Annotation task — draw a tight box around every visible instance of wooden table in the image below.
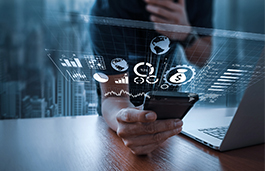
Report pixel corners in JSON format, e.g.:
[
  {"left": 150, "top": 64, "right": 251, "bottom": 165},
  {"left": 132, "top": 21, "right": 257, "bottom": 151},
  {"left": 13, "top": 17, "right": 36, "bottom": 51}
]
[{"left": 0, "top": 116, "right": 264, "bottom": 171}]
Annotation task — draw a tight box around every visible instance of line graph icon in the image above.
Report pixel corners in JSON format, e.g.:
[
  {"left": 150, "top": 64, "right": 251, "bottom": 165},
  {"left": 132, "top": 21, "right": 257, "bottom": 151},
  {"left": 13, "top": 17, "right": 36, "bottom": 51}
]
[
  {"left": 104, "top": 89, "right": 150, "bottom": 98},
  {"left": 66, "top": 70, "right": 89, "bottom": 82}
]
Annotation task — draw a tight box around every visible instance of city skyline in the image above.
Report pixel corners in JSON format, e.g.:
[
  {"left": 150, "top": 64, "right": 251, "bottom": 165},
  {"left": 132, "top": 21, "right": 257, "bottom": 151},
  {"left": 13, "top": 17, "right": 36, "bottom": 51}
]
[{"left": 0, "top": 0, "right": 97, "bottom": 119}]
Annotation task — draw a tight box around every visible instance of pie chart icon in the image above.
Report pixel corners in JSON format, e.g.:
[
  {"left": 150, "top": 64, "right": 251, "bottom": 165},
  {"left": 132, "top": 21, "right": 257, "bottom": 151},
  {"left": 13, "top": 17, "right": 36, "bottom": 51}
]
[{"left": 93, "top": 73, "right": 109, "bottom": 83}]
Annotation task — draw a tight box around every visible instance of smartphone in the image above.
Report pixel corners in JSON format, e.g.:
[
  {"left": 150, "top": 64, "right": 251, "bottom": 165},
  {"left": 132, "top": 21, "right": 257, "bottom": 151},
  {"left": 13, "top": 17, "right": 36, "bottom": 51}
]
[{"left": 143, "top": 91, "right": 199, "bottom": 120}]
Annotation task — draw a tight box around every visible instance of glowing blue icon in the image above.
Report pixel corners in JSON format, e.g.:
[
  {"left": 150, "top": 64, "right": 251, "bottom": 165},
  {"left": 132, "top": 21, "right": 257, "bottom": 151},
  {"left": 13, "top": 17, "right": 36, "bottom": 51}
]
[
  {"left": 60, "top": 58, "right": 83, "bottom": 68},
  {"left": 150, "top": 36, "right": 170, "bottom": 55}
]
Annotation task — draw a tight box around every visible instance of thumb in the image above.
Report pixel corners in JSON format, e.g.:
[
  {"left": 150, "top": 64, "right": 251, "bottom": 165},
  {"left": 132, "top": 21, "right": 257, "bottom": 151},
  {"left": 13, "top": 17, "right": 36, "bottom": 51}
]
[{"left": 116, "top": 108, "right": 157, "bottom": 123}]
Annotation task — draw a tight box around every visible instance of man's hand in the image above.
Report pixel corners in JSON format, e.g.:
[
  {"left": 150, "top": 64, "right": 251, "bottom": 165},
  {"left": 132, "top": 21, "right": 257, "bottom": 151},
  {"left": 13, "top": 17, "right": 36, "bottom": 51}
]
[
  {"left": 144, "top": 0, "right": 191, "bottom": 41},
  {"left": 116, "top": 107, "right": 183, "bottom": 155},
  {"left": 144, "top": 0, "right": 212, "bottom": 66}
]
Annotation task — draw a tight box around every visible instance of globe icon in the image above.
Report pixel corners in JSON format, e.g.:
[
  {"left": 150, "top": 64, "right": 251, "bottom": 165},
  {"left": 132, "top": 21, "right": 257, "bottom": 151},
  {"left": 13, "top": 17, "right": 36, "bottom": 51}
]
[
  {"left": 150, "top": 36, "right": 170, "bottom": 55},
  {"left": 111, "top": 58, "right": 129, "bottom": 72}
]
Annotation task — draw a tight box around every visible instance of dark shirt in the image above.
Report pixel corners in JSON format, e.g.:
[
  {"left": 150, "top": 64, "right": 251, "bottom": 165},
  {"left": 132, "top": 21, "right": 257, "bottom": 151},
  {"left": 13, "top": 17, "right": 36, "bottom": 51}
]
[{"left": 89, "top": 0, "right": 213, "bottom": 115}]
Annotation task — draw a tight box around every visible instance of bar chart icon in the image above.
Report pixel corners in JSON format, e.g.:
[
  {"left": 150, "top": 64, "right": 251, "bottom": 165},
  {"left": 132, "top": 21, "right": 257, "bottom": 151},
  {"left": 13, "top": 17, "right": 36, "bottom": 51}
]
[
  {"left": 46, "top": 49, "right": 105, "bottom": 83},
  {"left": 60, "top": 58, "right": 83, "bottom": 68},
  {"left": 115, "top": 74, "right": 129, "bottom": 84}
]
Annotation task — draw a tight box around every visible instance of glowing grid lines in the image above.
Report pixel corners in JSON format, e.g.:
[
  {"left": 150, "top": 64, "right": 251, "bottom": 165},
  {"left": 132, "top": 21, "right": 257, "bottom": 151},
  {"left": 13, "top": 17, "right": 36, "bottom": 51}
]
[
  {"left": 185, "top": 36, "right": 264, "bottom": 99},
  {"left": 45, "top": 13, "right": 265, "bottom": 104},
  {"left": 46, "top": 49, "right": 107, "bottom": 83},
  {"left": 88, "top": 17, "right": 265, "bottom": 103}
]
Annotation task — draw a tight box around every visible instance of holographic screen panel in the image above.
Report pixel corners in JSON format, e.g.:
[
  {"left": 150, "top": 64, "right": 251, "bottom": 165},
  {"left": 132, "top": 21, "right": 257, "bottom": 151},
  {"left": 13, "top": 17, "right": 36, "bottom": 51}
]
[
  {"left": 86, "top": 15, "right": 265, "bottom": 103},
  {"left": 45, "top": 14, "right": 265, "bottom": 105},
  {"left": 46, "top": 49, "right": 106, "bottom": 82}
]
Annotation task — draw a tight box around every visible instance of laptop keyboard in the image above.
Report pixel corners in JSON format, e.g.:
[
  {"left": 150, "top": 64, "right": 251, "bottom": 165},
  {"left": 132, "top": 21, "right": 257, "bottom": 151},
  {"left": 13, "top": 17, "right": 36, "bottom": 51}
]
[{"left": 198, "top": 126, "right": 229, "bottom": 140}]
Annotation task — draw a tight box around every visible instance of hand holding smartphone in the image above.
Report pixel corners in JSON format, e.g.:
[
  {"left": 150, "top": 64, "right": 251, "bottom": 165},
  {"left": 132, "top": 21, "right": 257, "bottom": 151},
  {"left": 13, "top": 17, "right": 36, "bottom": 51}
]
[{"left": 143, "top": 91, "right": 199, "bottom": 120}]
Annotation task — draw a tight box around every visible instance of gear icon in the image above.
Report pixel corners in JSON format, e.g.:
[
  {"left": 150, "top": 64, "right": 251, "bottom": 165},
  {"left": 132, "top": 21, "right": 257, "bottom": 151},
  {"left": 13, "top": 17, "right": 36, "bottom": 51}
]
[{"left": 163, "top": 65, "right": 196, "bottom": 86}]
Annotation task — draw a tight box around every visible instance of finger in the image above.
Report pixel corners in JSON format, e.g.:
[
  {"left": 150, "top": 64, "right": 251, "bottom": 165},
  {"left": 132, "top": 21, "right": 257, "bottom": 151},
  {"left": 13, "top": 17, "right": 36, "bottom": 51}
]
[
  {"left": 150, "top": 15, "right": 172, "bottom": 24},
  {"left": 153, "top": 23, "right": 182, "bottom": 40},
  {"left": 116, "top": 108, "right": 157, "bottom": 123},
  {"left": 146, "top": 5, "right": 182, "bottom": 21},
  {"left": 121, "top": 119, "right": 183, "bottom": 136},
  {"left": 146, "top": 4, "right": 173, "bottom": 18},
  {"left": 141, "top": 119, "right": 183, "bottom": 134},
  {"left": 178, "top": 0, "right": 186, "bottom": 7},
  {"left": 145, "top": 0, "right": 182, "bottom": 12},
  {"left": 126, "top": 128, "right": 182, "bottom": 155},
  {"left": 123, "top": 126, "right": 182, "bottom": 147},
  {"left": 130, "top": 142, "right": 160, "bottom": 155}
]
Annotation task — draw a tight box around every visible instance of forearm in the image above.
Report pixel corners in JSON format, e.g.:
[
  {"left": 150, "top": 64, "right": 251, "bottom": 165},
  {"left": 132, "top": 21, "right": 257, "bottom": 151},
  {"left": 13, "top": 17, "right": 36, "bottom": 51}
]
[
  {"left": 99, "top": 73, "right": 133, "bottom": 131},
  {"left": 184, "top": 36, "right": 212, "bottom": 67},
  {"left": 102, "top": 97, "right": 134, "bottom": 132}
]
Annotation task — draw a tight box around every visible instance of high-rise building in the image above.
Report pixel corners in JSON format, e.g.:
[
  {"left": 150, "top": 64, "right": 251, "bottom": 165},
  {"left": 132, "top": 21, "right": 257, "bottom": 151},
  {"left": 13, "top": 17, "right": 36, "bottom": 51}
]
[
  {"left": 30, "top": 97, "right": 46, "bottom": 118},
  {"left": 57, "top": 74, "right": 87, "bottom": 116},
  {"left": 0, "top": 81, "right": 25, "bottom": 119},
  {"left": 0, "top": 0, "right": 98, "bottom": 119},
  {"left": 0, "top": 49, "right": 7, "bottom": 119},
  {"left": 56, "top": 10, "right": 87, "bottom": 116},
  {"left": 72, "top": 82, "right": 86, "bottom": 115},
  {"left": 57, "top": 73, "right": 72, "bottom": 116},
  {"left": 22, "top": 96, "right": 32, "bottom": 118},
  {"left": 85, "top": 82, "right": 98, "bottom": 115}
]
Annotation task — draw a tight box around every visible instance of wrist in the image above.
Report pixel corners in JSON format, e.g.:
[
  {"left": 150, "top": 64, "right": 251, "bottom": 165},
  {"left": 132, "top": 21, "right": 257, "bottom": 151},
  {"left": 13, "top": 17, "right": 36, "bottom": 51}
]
[{"left": 178, "top": 29, "right": 199, "bottom": 48}]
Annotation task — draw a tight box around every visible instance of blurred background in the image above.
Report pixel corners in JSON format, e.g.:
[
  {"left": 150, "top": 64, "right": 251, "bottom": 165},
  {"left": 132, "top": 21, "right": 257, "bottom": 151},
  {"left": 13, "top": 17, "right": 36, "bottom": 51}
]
[{"left": 0, "top": 0, "right": 264, "bottom": 119}]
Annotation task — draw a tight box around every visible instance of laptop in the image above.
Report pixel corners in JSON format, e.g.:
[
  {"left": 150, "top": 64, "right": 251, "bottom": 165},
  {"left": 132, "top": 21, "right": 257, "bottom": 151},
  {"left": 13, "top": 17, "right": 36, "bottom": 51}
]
[{"left": 181, "top": 56, "right": 265, "bottom": 151}]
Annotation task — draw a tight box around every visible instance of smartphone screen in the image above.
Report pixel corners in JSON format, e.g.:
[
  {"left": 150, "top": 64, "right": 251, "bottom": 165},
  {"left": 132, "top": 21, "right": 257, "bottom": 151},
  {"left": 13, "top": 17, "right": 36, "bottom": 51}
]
[{"left": 143, "top": 91, "right": 199, "bottom": 119}]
